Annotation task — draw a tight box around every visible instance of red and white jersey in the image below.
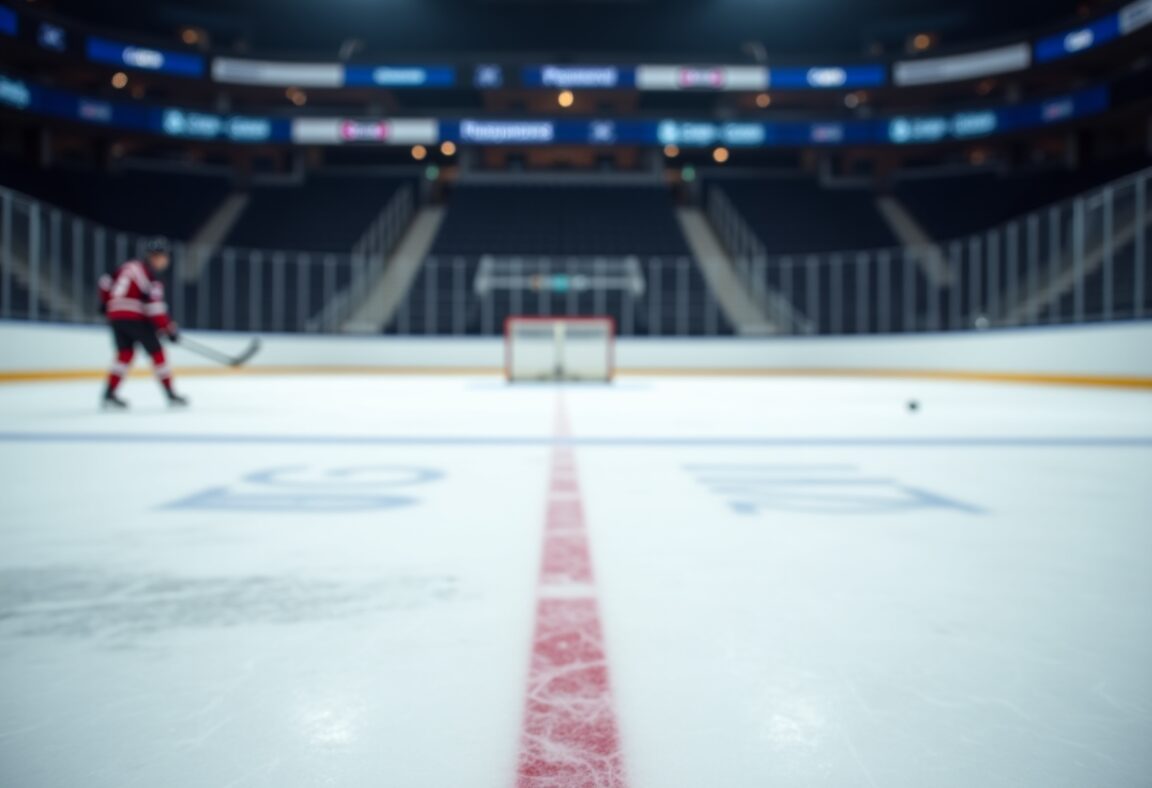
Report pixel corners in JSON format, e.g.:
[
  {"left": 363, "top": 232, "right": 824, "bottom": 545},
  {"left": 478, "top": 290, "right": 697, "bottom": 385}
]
[{"left": 99, "top": 260, "right": 171, "bottom": 331}]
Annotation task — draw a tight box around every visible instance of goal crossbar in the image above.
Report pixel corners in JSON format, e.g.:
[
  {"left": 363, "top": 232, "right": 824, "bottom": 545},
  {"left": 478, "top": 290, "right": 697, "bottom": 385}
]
[{"left": 504, "top": 316, "right": 616, "bottom": 383}]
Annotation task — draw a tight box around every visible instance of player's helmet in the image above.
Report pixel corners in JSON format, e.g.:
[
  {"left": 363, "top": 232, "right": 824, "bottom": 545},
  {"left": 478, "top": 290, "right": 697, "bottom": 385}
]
[{"left": 143, "top": 237, "right": 170, "bottom": 256}]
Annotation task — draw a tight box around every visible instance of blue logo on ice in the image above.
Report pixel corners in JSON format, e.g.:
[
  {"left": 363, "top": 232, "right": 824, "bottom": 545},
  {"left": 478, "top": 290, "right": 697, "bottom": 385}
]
[
  {"left": 686, "top": 464, "right": 983, "bottom": 516},
  {"left": 166, "top": 465, "right": 443, "bottom": 512}
]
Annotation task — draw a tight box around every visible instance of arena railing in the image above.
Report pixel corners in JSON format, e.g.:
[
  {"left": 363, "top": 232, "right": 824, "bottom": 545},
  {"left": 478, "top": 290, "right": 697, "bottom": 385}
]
[
  {"left": 0, "top": 168, "right": 1148, "bottom": 337},
  {"left": 304, "top": 183, "right": 416, "bottom": 333},
  {"left": 707, "top": 166, "right": 1151, "bottom": 334},
  {"left": 386, "top": 255, "right": 728, "bottom": 337},
  {"left": 0, "top": 183, "right": 411, "bottom": 334}
]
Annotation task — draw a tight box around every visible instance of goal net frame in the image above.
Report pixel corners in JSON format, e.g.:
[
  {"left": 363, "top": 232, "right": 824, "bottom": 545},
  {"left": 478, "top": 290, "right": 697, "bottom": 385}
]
[{"left": 504, "top": 316, "right": 616, "bottom": 383}]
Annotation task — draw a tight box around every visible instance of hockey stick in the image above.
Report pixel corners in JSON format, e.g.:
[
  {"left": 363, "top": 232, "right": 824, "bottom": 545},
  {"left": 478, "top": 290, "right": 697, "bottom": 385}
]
[{"left": 176, "top": 336, "right": 262, "bottom": 368}]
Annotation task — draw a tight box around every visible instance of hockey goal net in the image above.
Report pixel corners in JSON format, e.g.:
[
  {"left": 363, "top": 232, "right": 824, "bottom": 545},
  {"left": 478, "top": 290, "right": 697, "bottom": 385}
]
[{"left": 505, "top": 317, "right": 615, "bottom": 382}]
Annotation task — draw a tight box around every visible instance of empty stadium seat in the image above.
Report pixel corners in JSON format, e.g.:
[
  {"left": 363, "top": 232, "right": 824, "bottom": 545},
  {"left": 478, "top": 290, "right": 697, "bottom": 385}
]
[
  {"left": 709, "top": 178, "right": 897, "bottom": 254},
  {"left": 225, "top": 175, "right": 407, "bottom": 253},
  {"left": 432, "top": 184, "right": 692, "bottom": 257},
  {"left": 895, "top": 157, "right": 1151, "bottom": 241},
  {"left": 389, "top": 183, "right": 730, "bottom": 336},
  {"left": 0, "top": 160, "right": 232, "bottom": 239}
]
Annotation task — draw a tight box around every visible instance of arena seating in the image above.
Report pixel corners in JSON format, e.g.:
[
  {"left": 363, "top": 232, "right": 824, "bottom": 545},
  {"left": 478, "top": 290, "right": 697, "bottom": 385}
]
[
  {"left": 389, "top": 184, "right": 730, "bottom": 336},
  {"left": 895, "top": 156, "right": 1150, "bottom": 241},
  {"left": 1, "top": 162, "right": 234, "bottom": 322},
  {"left": 224, "top": 175, "right": 407, "bottom": 253},
  {"left": 3, "top": 160, "right": 1143, "bottom": 336},
  {"left": 709, "top": 177, "right": 898, "bottom": 254},
  {"left": 0, "top": 166, "right": 404, "bottom": 330},
  {"left": 0, "top": 160, "right": 232, "bottom": 239},
  {"left": 709, "top": 162, "right": 1149, "bottom": 334},
  {"left": 431, "top": 184, "right": 692, "bottom": 257},
  {"left": 180, "top": 175, "right": 409, "bottom": 330},
  {"left": 706, "top": 177, "right": 922, "bottom": 333},
  {"left": 898, "top": 172, "right": 1069, "bottom": 241}
]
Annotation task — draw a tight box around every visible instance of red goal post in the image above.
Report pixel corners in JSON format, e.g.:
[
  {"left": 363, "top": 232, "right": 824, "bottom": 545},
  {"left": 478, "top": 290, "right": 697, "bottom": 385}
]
[{"left": 504, "top": 316, "right": 616, "bottom": 382}]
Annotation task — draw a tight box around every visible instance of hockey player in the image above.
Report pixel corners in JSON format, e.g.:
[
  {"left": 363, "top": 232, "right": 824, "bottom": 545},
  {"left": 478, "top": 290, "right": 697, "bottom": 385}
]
[{"left": 98, "top": 238, "right": 188, "bottom": 409}]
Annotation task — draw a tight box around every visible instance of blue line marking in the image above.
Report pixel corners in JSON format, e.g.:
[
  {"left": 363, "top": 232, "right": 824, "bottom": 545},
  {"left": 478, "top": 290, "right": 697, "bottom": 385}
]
[{"left": 1, "top": 432, "right": 1151, "bottom": 448}]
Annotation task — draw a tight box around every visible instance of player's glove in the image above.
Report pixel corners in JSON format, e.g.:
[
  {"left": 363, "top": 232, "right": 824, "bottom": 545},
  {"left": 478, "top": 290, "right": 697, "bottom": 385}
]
[{"left": 166, "top": 323, "right": 181, "bottom": 343}]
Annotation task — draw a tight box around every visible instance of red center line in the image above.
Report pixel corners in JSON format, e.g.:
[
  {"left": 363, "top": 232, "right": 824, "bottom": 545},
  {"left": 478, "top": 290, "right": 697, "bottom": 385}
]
[{"left": 516, "top": 397, "right": 627, "bottom": 788}]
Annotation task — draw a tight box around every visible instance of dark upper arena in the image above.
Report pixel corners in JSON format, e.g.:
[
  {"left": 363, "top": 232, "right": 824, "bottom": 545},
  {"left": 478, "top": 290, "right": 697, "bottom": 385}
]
[{"left": 0, "top": 0, "right": 1149, "bottom": 335}]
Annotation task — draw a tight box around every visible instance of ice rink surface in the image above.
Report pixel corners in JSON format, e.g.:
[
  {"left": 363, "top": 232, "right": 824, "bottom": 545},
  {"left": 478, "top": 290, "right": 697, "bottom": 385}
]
[{"left": 1, "top": 373, "right": 1151, "bottom": 788}]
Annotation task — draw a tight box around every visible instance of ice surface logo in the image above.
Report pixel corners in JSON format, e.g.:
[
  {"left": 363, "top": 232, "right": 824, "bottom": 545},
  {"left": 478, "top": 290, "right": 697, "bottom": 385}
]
[
  {"left": 686, "top": 464, "right": 983, "bottom": 516},
  {"left": 166, "top": 465, "right": 444, "bottom": 512}
]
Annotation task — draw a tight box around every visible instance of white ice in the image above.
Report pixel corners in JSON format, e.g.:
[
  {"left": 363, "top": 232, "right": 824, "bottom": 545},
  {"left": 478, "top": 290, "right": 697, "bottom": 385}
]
[{"left": 0, "top": 374, "right": 1150, "bottom": 788}]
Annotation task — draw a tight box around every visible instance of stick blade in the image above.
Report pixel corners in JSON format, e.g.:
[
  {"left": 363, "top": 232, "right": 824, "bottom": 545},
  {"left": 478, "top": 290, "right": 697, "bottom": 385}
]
[{"left": 229, "top": 338, "right": 262, "bottom": 367}]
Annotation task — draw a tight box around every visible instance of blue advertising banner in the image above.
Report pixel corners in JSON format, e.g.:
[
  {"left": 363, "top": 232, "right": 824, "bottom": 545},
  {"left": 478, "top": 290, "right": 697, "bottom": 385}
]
[
  {"left": 886, "top": 86, "right": 1108, "bottom": 144},
  {"left": 0, "top": 70, "right": 1112, "bottom": 149},
  {"left": 87, "top": 36, "right": 206, "bottom": 77},
  {"left": 1034, "top": 14, "right": 1122, "bottom": 63},
  {"left": 0, "top": 6, "right": 17, "bottom": 37},
  {"left": 344, "top": 65, "right": 456, "bottom": 88},
  {"left": 0, "top": 72, "right": 288, "bottom": 142},
  {"left": 768, "top": 65, "right": 888, "bottom": 90},
  {"left": 521, "top": 66, "right": 636, "bottom": 89}
]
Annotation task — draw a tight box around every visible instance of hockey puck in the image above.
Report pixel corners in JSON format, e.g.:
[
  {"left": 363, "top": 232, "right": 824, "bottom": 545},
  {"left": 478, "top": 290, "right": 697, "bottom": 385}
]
[{"left": 907, "top": 399, "right": 920, "bottom": 413}]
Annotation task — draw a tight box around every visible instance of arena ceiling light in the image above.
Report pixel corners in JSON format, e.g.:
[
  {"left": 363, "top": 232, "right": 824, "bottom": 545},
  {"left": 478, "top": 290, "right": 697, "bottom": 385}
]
[
  {"left": 180, "top": 27, "right": 208, "bottom": 48},
  {"left": 910, "top": 32, "right": 937, "bottom": 52}
]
